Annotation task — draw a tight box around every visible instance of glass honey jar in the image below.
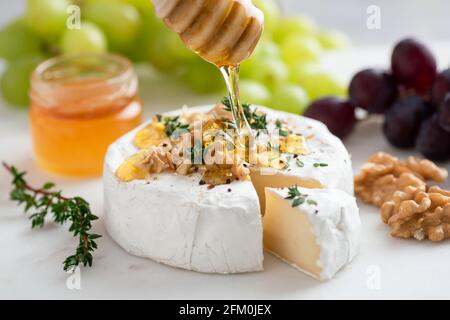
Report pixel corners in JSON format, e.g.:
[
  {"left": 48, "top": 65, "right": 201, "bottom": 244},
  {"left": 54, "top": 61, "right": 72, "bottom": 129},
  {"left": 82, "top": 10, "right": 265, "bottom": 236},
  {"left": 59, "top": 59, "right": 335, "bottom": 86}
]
[{"left": 30, "top": 53, "right": 143, "bottom": 177}]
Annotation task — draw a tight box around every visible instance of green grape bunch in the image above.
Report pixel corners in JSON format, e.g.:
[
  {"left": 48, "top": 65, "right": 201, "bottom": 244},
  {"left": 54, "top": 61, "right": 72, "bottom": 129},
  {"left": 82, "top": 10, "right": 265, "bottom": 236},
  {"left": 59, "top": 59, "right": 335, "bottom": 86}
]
[{"left": 0, "top": 0, "right": 350, "bottom": 114}]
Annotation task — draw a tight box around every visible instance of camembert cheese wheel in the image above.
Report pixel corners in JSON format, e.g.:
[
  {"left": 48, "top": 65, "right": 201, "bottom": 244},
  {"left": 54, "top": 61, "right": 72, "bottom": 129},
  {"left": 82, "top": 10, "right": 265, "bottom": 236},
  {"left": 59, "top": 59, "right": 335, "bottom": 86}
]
[{"left": 103, "top": 105, "right": 360, "bottom": 279}]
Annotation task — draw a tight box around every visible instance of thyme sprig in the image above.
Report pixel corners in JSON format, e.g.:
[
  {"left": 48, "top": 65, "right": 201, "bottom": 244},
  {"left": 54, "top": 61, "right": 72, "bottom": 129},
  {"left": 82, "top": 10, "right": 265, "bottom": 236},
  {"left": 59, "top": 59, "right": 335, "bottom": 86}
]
[
  {"left": 313, "top": 162, "right": 329, "bottom": 168},
  {"left": 221, "top": 97, "right": 268, "bottom": 130},
  {"left": 157, "top": 114, "right": 190, "bottom": 137},
  {"left": 296, "top": 159, "right": 305, "bottom": 167},
  {"left": 3, "top": 163, "right": 101, "bottom": 271},
  {"left": 285, "top": 186, "right": 317, "bottom": 207}
]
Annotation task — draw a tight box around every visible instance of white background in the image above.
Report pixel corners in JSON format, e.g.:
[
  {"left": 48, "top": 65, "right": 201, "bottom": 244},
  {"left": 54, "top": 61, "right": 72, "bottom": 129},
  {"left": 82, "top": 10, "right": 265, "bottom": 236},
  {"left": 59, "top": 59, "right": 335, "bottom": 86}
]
[{"left": 0, "top": 0, "right": 449, "bottom": 300}]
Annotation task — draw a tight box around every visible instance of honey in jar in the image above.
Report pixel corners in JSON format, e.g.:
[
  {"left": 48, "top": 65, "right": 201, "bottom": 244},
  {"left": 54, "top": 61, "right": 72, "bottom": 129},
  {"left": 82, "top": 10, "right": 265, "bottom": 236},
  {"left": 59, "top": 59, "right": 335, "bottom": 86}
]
[{"left": 30, "top": 53, "right": 143, "bottom": 177}]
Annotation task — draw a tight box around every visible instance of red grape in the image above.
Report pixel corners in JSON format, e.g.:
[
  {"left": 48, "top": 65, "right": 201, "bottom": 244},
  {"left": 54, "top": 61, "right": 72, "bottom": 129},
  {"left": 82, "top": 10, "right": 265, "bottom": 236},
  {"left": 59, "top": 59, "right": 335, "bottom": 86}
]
[
  {"left": 431, "top": 68, "right": 450, "bottom": 109},
  {"left": 304, "top": 97, "right": 356, "bottom": 139},
  {"left": 391, "top": 38, "right": 437, "bottom": 95},
  {"left": 417, "top": 114, "right": 450, "bottom": 161},
  {"left": 439, "top": 93, "right": 450, "bottom": 132},
  {"left": 349, "top": 68, "right": 397, "bottom": 114},
  {"left": 383, "top": 95, "right": 431, "bottom": 148}
]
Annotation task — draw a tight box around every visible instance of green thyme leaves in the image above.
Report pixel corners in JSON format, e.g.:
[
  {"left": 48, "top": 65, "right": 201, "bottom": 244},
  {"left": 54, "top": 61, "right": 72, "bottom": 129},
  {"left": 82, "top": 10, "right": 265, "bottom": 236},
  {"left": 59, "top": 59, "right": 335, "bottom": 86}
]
[
  {"left": 3, "top": 163, "right": 101, "bottom": 271},
  {"left": 285, "top": 186, "right": 318, "bottom": 208}
]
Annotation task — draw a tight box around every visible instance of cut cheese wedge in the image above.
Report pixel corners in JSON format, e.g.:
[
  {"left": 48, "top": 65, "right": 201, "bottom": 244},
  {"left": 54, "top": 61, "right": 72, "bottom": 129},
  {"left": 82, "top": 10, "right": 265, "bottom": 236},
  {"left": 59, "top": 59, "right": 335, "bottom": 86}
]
[
  {"left": 103, "top": 105, "right": 360, "bottom": 278},
  {"left": 264, "top": 187, "right": 361, "bottom": 280}
]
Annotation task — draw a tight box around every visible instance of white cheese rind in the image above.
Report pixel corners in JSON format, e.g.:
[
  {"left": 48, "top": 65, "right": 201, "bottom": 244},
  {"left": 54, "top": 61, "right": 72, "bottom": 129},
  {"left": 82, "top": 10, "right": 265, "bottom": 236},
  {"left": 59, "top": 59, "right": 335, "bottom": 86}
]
[
  {"left": 266, "top": 187, "right": 361, "bottom": 280},
  {"left": 259, "top": 107, "right": 354, "bottom": 195}
]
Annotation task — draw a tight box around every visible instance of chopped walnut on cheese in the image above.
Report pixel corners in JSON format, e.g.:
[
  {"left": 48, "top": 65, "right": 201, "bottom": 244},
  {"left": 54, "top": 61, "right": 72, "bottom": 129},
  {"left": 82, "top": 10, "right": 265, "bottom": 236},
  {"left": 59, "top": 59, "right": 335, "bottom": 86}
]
[
  {"left": 116, "top": 144, "right": 174, "bottom": 182},
  {"left": 116, "top": 104, "right": 314, "bottom": 186}
]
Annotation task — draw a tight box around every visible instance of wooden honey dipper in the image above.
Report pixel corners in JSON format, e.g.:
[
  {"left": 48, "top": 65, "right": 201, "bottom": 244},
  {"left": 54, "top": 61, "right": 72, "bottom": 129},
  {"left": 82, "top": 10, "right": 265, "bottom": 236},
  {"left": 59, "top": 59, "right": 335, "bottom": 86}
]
[{"left": 151, "top": 0, "right": 264, "bottom": 67}]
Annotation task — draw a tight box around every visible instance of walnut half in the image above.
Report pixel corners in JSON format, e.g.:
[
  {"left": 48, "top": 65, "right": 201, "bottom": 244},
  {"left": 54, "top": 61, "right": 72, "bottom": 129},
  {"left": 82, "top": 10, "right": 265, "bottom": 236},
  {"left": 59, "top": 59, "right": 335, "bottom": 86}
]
[
  {"left": 381, "top": 186, "right": 450, "bottom": 242},
  {"left": 354, "top": 152, "right": 448, "bottom": 207}
]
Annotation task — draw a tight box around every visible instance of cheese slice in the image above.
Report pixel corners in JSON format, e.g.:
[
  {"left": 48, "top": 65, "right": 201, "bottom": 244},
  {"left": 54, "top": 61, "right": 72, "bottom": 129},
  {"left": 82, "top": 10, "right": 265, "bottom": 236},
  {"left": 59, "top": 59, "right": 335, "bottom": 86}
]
[
  {"left": 103, "top": 105, "right": 359, "bottom": 277},
  {"left": 264, "top": 187, "right": 361, "bottom": 280}
]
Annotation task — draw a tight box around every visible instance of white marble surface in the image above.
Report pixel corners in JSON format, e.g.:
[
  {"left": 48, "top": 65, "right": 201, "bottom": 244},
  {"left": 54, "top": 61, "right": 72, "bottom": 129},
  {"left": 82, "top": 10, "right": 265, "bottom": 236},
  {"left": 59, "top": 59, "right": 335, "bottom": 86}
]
[{"left": 0, "top": 45, "right": 450, "bottom": 300}]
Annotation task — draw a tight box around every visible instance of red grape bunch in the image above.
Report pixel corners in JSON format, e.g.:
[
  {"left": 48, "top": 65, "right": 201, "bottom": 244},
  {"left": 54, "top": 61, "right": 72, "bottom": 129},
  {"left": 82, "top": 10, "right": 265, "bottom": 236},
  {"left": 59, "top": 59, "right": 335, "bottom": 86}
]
[{"left": 304, "top": 38, "right": 450, "bottom": 162}]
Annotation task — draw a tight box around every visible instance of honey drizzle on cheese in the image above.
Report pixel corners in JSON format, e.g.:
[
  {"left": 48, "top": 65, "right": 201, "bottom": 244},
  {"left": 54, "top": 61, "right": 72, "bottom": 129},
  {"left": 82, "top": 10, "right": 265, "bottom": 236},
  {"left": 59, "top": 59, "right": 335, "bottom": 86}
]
[{"left": 117, "top": 111, "right": 311, "bottom": 185}]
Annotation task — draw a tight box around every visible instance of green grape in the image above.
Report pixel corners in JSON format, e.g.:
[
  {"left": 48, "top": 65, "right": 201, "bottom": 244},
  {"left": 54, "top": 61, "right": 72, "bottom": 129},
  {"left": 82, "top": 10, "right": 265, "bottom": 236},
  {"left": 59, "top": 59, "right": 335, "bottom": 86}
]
[
  {"left": 316, "top": 30, "right": 350, "bottom": 50},
  {"left": 26, "top": 0, "right": 70, "bottom": 40},
  {"left": 281, "top": 35, "right": 322, "bottom": 66},
  {"left": 125, "top": 4, "right": 159, "bottom": 62},
  {"left": 249, "top": 58, "right": 288, "bottom": 89},
  {"left": 240, "top": 41, "right": 281, "bottom": 78},
  {"left": 271, "top": 84, "right": 310, "bottom": 114},
  {"left": 181, "top": 59, "right": 223, "bottom": 94},
  {"left": 146, "top": 23, "right": 187, "bottom": 71},
  {"left": 290, "top": 63, "right": 347, "bottom": 99},
  {"left": 125, "top": 0, "right": 154, "bottom": 14},
  {"left": 147, "top": 29, "right": 177, "bottom": 71},
  {"left": 273, "top": 16, "right": 317, "bottom": 44},
  {"left": 1, "top": 54, "right": 44, "bottom": 107},
  {"left": 60, "top": 22, "right": 107, "bottom": 54},
  {"left": 252, "top": 41, "right": 281, "bottom": 60},
  {"left": 0, "top": 18, "right": 42, "bottom": 62},
  {"left": 300, "top": 71, "right": 347, "bottom": 100},
  {"left": 126, "top": 25, "right": 153, "bottom": 62},
  {"left": 165, "top": 30, "right": 195, "bottom": 63},
  {"left": 239, "top": 80, "right": 271, "bottom": 106},
  {"left": 288, "top": 62, "right": 322, "bottom": 84},
  {"left": 84, "top": 0, "right": 141, "bottom": 51},
  {"left": 146, "top": 18, "right": 197, "bottom": 70},
  {"left": 239, "top": 59, "right": 255, "bottom": 79},
  {"left": 252, "top": 0, "right": 281, "bottom": 37}
]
